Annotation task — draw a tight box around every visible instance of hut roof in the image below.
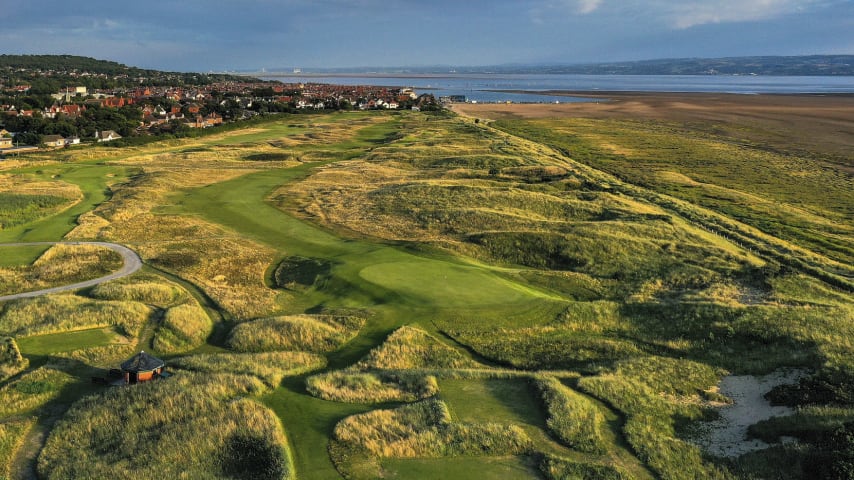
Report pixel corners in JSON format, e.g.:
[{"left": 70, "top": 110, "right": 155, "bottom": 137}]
[{"left": 121, "top": 351, "right": 165, "bottom": 373}]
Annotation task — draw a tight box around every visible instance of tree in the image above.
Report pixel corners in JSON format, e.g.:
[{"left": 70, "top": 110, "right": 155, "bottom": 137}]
[
  {"left": 15, "top": 131, "right": 42, "bottom": 146},
  {"left": 806, "top": 422, "right": 854, "bottom": 479}
]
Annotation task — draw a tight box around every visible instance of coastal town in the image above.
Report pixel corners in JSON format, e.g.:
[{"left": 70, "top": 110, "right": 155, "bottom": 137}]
[{"left": 0, "top": 58, "right": 438, "bottom": 153}]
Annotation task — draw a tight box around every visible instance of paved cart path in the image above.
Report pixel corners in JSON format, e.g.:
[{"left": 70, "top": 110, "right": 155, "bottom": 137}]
[{"left": 0, "top": 242, "right": 142, "bottom": 302}]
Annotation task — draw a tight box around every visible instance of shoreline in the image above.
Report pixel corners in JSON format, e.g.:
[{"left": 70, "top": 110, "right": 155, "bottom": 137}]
[
  {"left": 487, "top": 89, "right": 854, "bottom": 98},
  {"left": 448, "top": 91, "right": 854, "bottom": 160}
]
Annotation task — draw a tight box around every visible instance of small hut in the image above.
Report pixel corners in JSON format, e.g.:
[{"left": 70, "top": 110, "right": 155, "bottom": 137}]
[{"left": 120, "top": 351, "right": 165, "bottom": 384}]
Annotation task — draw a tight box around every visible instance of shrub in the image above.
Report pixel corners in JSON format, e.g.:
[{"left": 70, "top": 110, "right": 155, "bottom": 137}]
[
  {"left": 221, "top": 433, "right": 289, "bottom": 480},
  {"left": 272, "top": 256, "right": 331, "bottom": 289}
]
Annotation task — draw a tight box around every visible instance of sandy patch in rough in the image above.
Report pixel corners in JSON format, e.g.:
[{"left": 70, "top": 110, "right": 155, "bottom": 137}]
[{"left": 691, "top": 369, "right": 808, "bottom": 457}]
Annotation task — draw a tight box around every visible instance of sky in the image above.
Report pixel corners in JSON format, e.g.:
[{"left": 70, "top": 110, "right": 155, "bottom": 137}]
[{"left": 1, "top": 0, "right": 852, "bottom": 71}]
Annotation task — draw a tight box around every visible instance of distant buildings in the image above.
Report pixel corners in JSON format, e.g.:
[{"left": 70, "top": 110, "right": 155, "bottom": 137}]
[{"left": 95, "top": 130, "right": 122, "bottom": 142}]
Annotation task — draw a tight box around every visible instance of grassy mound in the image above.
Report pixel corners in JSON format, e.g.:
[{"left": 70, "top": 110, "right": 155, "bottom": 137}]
[
  {"left": 452, "top": 326, "right": 642, "bottom": 370},
  {"left": 227, "top": 313, "right": 365, "bottom": 353},
  {"left": 540, "top": 454, "right": 628, "bottom": 480},
  {"left": 577, "top": 374, "right": 730, "bottom": 480},
  {"left": 0, "top": 192, "right": 74, "bottom": 229},
  {"left": 38, "top": 373, "right": 292, "bottom": 480},
  {"left": 89, "top": 273, "right": 189, "bottom": 306},
  {"left": 0, "top": 294, "right": 150, "bottom": 338},
  {"left": 0, "top": 365, "right": 77, "bottom": 417},
  {"left": 172, "top": 351, "right": 326, "bottom": 387},
  {"left": 152, "top": 301, "right": 213, "bottom": 354},
  {"left": 534, "top": 376, "right": 608, "bottom": 454},
  {"left": 0, "top": 244, "right": 123, "bottom": 296},
  {"left": 306, "top": 371, "right": 438, "bottom": 403},
  {"left": 353, "top": 326, "right": 482, "bottom": 370},
  {"left": 0, "top": 337, "right": 28, "bottom": 382},
  {"left": 331, "top": 399, "right": 532, "bottom": 477}
]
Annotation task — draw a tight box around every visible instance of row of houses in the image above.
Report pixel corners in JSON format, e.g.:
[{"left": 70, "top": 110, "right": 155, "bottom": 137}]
[{"left": 0, "top": 129, "right": 121, "bottom": 150}]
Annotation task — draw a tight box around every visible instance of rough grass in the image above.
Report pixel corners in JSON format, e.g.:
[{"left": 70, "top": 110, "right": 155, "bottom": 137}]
[
  {"left": 492, "top": 118, "right": 853, "bottom": 282},
  {"left": 306, "top": 371, "right": 438, "bottom": 403},
  {"left": 0, "top": 294, "right": 151, "bottom": 338},
  {"left": 540, "top": 454, "right": 629, "bottom": 480},
  {"left": 534, "top": 375, "right": 608, "bottom": 454},
  {"left": 38, "top": 373, "right": 292, "bottom": 480},
  {"left": 3, "top": 110, "right": 851, "bottom": 479},
  {"left": 227, "top": 313, "right": 365, "bottom": 353},
  {"left": 65, "top": 166, "right": 282, "bottom": 319},
  {"left": 0, "top": 418, "right": 35, "bottom": 480},
  {"left": 171, "top": 351, "right": 326, "bottom": 387},
  {"left": 0, "top": 244, "right": 123, "bottom": 296},
  {"left": 53, "top": 343, "right": 138, "bottom": 368},
  {"left": 0, "top": 365, "right": 77, "bottom": 417},
  {"left": 451, "top": 325, "right": 643, "bottom": 370},
  {"left": 332, "top": 398, "right": 532, "bottom": 460},
  {"left": 353, "top": 326, "right": 483, "bottom": 370},
  {"left": 0, "top": 337, "right": 28, "bottom": 382},
  {"left": 0, "top": 174, "right": 82, "bottom": 230},
  {"left": 89, "top": 273, "right": 190, "bottom": 306},
  {"left": 578, "top": 374, "right": 732, "bottom": 480},
  {"left": 152, "top": 301, "right": 213, "bottom": 354}
]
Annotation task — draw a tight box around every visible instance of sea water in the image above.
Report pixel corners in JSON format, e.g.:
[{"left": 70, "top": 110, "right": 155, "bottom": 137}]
[{"left": 261, "top": 73, "right": 854, "bottom": 103}]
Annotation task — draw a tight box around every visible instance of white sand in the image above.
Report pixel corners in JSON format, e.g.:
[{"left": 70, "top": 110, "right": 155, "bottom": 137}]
[{"left": 692, "top": 369, "right": 808, "bottom": 457}]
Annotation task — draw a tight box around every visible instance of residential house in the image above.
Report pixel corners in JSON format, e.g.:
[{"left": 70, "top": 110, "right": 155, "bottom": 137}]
[
  {"left": 42, "top": 135, "right": 66, "bottom": 148},
  {"left": 60, "top": 104, "right": 86, "bottom": 118},
  {"left": 95, "top": 130, "right": 122, "bottom": 142},
  {"left": 100, "top": 97, "right": 132, "bottom": 108},
  {"left": 204, "top": 112, "right": 223, "bottom": 126},
  {"left": 0, "top": 136, "right": 13, "bottom": 150},
  {"left": 65, "top": 136, "right": 81, "bottom": 146}
]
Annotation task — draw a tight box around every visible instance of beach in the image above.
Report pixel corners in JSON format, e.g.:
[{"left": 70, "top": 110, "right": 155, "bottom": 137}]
[{"left": 449, "top": 92, "right": 854, "bottom": 161}]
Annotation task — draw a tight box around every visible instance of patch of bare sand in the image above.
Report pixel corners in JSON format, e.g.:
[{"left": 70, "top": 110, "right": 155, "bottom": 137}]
[{"left": 690, "top": 369, "right": 808, "bottom": 457}]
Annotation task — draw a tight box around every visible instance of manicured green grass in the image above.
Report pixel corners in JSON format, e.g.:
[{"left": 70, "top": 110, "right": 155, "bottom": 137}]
[
  {"left": 0, "top": 245, "right": 49, "bottom": 267},
  {"left": 0, "top": 164, "right": 132, "bottom": 242},
  {"left": 16, "top": 327, "right": 118, "bottom": 355},
  {"left": 261, "top": 379, "right": 375, "bottom": 480},
  {"left": 440, "top": 378, "right": 547, "bottom": 427},
  {"left": 381, "top": 456, "right": 544, "bottom": 479},
  {"left": 358, "top": 260, "right": 545, "bottom": 307}
]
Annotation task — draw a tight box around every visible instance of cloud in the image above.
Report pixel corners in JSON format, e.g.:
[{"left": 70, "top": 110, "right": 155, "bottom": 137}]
[
  {"left": 576, "top": 0, "right": 604, "bottom": 14},
  {"left": 658, "top": 0, "right": 825, "bottom": 29}
]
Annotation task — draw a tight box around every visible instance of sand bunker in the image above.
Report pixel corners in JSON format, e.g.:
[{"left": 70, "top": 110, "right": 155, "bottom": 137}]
[{"left": 691, "top": 369, "right": 808, "bottom": 457}]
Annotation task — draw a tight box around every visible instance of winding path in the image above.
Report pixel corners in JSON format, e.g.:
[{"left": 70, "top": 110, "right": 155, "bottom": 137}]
[{"left": 0, "top": 242, "right": 142, "bottom": 302}]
